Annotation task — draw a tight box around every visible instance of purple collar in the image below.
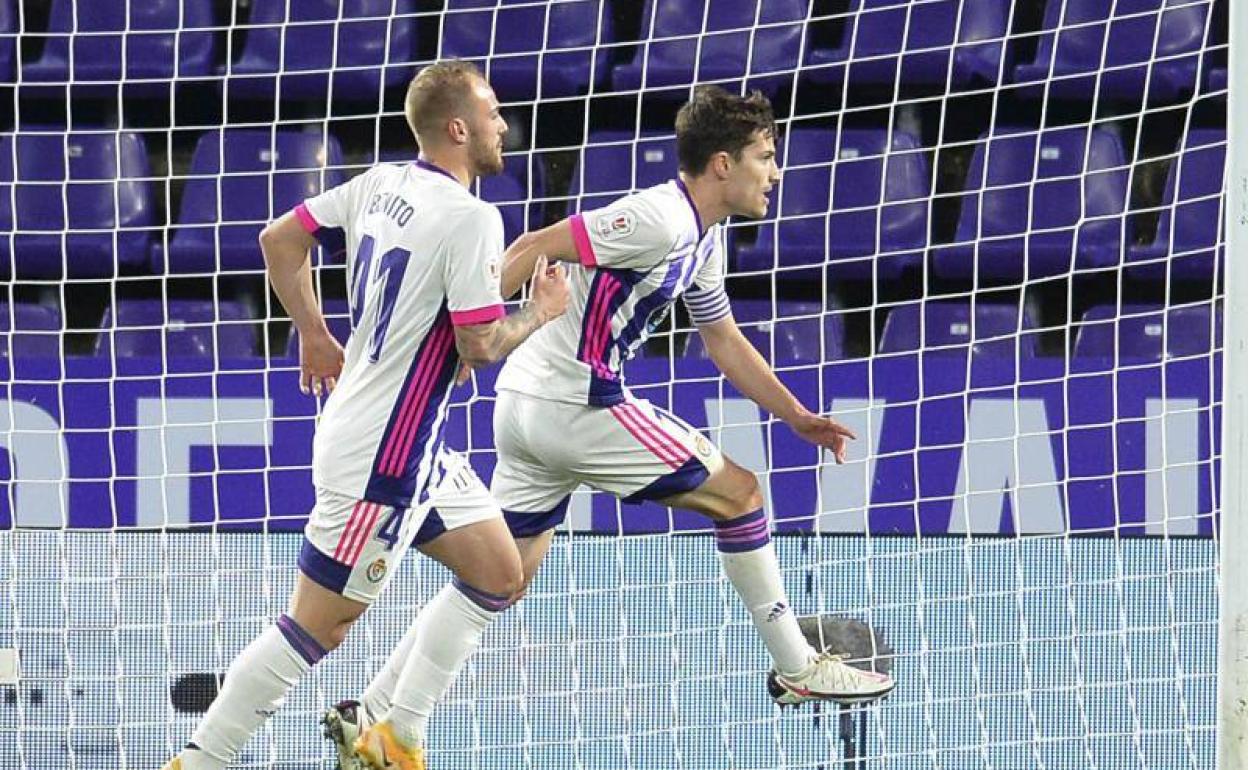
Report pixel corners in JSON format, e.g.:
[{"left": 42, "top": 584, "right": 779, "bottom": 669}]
[
  {"left": 675, "top": 178, "right": 706, "bottom": 237},
  {"left": 415, "top": 158, "right": 461, "bottom": 185}
]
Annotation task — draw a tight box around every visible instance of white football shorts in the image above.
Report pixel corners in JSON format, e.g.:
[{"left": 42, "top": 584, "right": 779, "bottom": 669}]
[{"left": 491, "top": 389, "right": 724, "bottom": 536}]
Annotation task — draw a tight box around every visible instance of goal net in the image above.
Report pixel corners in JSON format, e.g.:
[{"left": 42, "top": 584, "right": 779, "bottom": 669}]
[{"left": 0, "top": 1, "right": 1229, "bottom": 768}]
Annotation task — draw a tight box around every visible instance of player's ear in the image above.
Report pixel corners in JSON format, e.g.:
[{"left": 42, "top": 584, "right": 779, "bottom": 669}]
[
  {"left": 711, "top": 151, "right": 732, "bottom": 180},
  {"left": 447, "top": 116, "right": 470, "bottom": 146}
]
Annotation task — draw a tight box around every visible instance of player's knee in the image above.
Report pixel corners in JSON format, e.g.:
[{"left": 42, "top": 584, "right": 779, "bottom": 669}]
[
  {"left": 466, "top": 557, "right": 525, "bottom": 600},
  {"left": 717, "top": 468, "right": 764, "bottom": 521},
  {"left": 323, "top": 619, "right": 356, "bottom": 651}
]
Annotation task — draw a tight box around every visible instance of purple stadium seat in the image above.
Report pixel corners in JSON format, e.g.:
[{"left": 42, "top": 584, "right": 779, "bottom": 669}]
[
  {"left": 0, "top": 303, "right": 61, "bottom": 357},
  {"left": 805, "top": 0, "right": 1010, "bottom": 88},
  {"left": 879, "top": 301, "right": 1038, "bottom": 356},
  {"left": 612, "top": 0, "right": 809, "bottom": 96},
  {"left": 229, "top": 0, "right": 419, "bottom": 100},
  {"left": 1208, "top": 67, "right": 1226, "bottom": 94},
  {"left": 286, "top": 299, "right": 351, "bottom": 358},
  {"left": 0, "top": 130, "right": 154, "bottom": 279},
  {"left": 1012, "top": 0, "right": 1209, "bottom": 102},
  {"left": 97, "top": 300, "right": 257, "bottom": 358},
  {"left": 735, "top": 129, "right": 929, "bottom": 280},
  {"left": 568, "top": 131, "right": 679, "bottom": 212},
  {"left": 1127, "top": 130, "right": 1224, "bottom": 280},
  {"left": 0, "top": 1, "right": 16, "bottom": 83},
  {"left": 932, "top": 127, "right": 1128, "bottom": 281},
  {"left": 157, "top": 130, "right": 345, "bottom": 275},
  {"left": 442, "top": 0, "right": 613, "bottom": 100},
  {"left": 1074, "top": 303, "right": 1220, "bottom": 359},
  {"left": 685, "top": 299, "right": 844, "bottom": 362},
  {"left": 22, "top": 0, "right": 215, "bottom": 85}
]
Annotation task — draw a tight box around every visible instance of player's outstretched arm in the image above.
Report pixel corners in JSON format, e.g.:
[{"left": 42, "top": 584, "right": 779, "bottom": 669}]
[
  {"left": 454, "top": 255, "right": 570, "bottom": 369},
  {"left": 260, "top": 212, "right": 344, "bottom": 396},
  {"left": 695, "top": 316, "right": 856, "bottom": 464},
  {"left": 499, "top": 220, "right": 580, "bottom": 299}
]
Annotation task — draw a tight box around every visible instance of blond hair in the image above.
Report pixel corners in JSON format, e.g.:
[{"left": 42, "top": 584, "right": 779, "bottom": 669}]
[{"left": 404, "top": 60, "right": 485, "bottom": 147}]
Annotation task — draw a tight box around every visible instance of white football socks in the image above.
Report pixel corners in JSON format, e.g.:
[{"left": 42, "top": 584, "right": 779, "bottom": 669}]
[
  {"left": 715, "top": 509, "right": 815, "bottom": 676},
  {"left": 183, "top": 614, "right": 326, "bottom": 769},
  {"left": 384, "top": 579, "right": 507, "bottom": 746}
]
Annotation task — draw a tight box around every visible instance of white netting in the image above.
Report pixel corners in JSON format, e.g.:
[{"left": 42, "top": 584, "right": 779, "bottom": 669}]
[{"left": 0, "top": 1, "right": 1228, "bottom": 768}]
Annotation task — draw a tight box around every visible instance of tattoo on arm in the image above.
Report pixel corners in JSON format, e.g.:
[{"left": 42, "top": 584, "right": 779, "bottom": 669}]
[{"left": 486, "top": 302, "right": 545, "bottom": 361}]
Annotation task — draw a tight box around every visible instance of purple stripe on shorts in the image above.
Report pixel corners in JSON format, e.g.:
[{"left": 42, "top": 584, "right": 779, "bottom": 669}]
[
  {"left": 276, "top": 613, "right": 328, "bottom": 666},
  {"left": 453, "top": 577, "right": 512, "bottom": 613},
  {"left": 714, "top": 509, "right": 771, "bottom": 553}
]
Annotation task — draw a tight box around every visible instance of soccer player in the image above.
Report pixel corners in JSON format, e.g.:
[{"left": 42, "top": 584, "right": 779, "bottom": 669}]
[
  {"left": 323, "top": 84, "right": 893, "bottom": 766},
  {"left": 162, "top": 60, "right": 568, "bottom": 770}
]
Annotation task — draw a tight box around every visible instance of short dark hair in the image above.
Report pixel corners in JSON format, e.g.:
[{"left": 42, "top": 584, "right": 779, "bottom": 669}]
[
  {"left": 405, "top": 60, "right": 485, "bottom": 146},
  {"left": 675, "top": 86, "right": 776, "bottom": 175}
]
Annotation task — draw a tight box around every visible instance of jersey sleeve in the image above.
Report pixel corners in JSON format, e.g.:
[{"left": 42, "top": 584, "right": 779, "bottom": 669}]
[
  {"left": 293, "top": 169, "right": 373, "bottom": 257},
  {"left": 568, "top": 190, "right": 681, "bottom": 272},
  {"left": 683, "top": 227, "right": 731, "bottom": 325},
  {"left": 443, "top": 205, "right": 506, "bottom": 326}
]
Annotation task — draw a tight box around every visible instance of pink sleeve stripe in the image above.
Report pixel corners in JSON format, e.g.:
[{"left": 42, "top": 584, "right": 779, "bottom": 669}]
[
  {"left": 450, "top": 304, "right": 506, "bottom": 326},
  {"left": 569, "top": 213, "right": 597, "bottom": 267},
  {"left": 293, "top": 203, "right": 321, "bottom": 233}
]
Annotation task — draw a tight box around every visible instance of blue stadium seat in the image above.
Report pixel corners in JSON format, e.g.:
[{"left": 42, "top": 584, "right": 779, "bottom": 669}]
[
  {"left": 97, "top": 300, "right": 257, "bottom": 358},
  {"left": 1127, "top": 130, "right": 1224, "bottom": 280},
  {"left": 879, "top": 301, "right": 1038, "bottom": 356},
  {"left": 442, "top": 0, "right": 613, "bottom": 100},
  {"left": 0, "top": 303, "right": 61, "bottom": 357},
  {"left": 685, "top": 299, "right": 844, "bottom": 362},
  {"left": 22, "top": 0, "right": 215, "bottom": 86},
  {"left": 1074, "top": 303, "right": 1220, "bottom": 359},
  {"left": 1208, "top": 67, "right": 1227, "bottom": 94},
  {"left": 805, "top": 0, "right": 1010, "bottom": 88},
  {"left": 612, "top": 0, "right": 808, "bottom": 96},
  {"left": 734, "top": 129, "right": 929, "bottom": 281},
  {"left": 156, "top": 130, "right": 345, "bottom": 275},
  {"left": 229, "top": 0, "right": 419, "bottom": 100},
  {"left": 1011, "top": 0, "right": 1209, "bottom": 102},
  {"left": 0, "top": 1, "right": 17, "bottom": 83},
  {"left": 932, "top": 127, "right": 1128, "bottom": 281},
  {"left": 568, "top": 131, "right": 679, "bottom": 212},
  {"left": 0, "top": 130, "right": 154, "bottom": 279},
  {"left": 285, "top": 299, "right": 351, "bottom": 358}
]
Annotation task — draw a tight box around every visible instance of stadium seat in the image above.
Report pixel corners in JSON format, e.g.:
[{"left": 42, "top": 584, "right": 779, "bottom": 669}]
[
  {"left": 932, "top": 127, "right": 1128, "bottom": 281},
  {"left": 1011, "top": 0, "right": 1209, "bottom": 102},
  {"left": 0, "top": 1, "right": 16, "bottom": 83},
  {"left": 285, "top": 298, "right": 351, "bottom": 358},
  {"left": 805, "top": 0, "right": 1010, "bottom": 88},
  {"left": 0, "top": 303, "right": 61, "bottom": 357},
  {"left": 734, "top": 129, "right": 929, "bottom": 281},
  {"left": 0, "top": 130, "right": 154, "bottom": 279},
  {"left": 96, "top": 300, "right": 257, "bottom": 358},
  {"left": 441, "top": 0, "right": 613, "bottom": 100},
  {"left": 22, "top": 0, "right": 215, "bottom": 86},
  {"left": 1207, "top": 67, "right": 1227, "bottom": 94},
  {"left": 1074, "top": 303, "right": 1220, "bottom": 359},
  {"left": 879, "top": 301, "right": 1038, "bottom": 357},
  {"left": 229, "top": 0, "right": 419, "bottom": 100},
  {"left": 612, "top": 0, "right": 808, "bottom": 97},
  {"left": 157, "top": 130, "right": 345, "bottom": 275},
  {"left": 1127, "top": 130, "right": 1224, "bottom": 280},
  {"left": 684, "top": 299, "right": 844, "bottom": 362},
  {"left": 568, "top": 132, "right": 679, "bottom": 213}
]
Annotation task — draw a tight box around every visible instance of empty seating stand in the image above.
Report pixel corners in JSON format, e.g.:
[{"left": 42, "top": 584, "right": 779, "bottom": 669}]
[
  {"left": 0, "top": 1, "right": 15, "bottom": 83},
  {"left": 734, "top": 128, "right": 929, "bottom": 281},
  {"left": 805, "top": 0, "right": 1010, "bottom": 88},
  {"left": 568, "top": 131, "right": 679, "bottom": 212},
  {"left": 1011, "top": 0, "right": 1209, "bottom": 102},
  {"left": 156, "top": 130, "right": 345, "bottom": 275},
  {"left": 228, "top": 0, "right": 419, "bottom": 101},
  {"left": 96, "top": 299, "right": 257, "bottom": 358},
  {"left": 933, "top": 126, "right": 1128, "bottom": 282},
  {"left": 22, "top": 0, "right": 215, "bottom": 91},
  {"left": 0, "top": 130, "right": 154, "bottom": 279},
  {"left": 1074, "top": 303, "right": 1220, "bottom": 360},
  {"left": 1127, "top": 129, "right": 1224, "bottom": 281},
  {"left": 685, "top": 299, "right": 844, "bottom": 362},
  {"left": 0, "top": 303, "right": 61, "bottom": 357},
  {"left": 613, "top": 0, "right": 809, "bottom": 97},
  {"left": 879, "top": 301, "right": 1038, "bottom": 357},
  {"left": 442, "top": 0, "right": 613, "bottom": 101}
]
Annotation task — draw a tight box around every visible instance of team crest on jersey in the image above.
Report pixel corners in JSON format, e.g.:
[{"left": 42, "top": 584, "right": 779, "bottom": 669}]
[
  {"left": 366, "top": 558, "right": 388, "bottom": 583},
  {"left": 485, "top": 257, "right": 500, "bottom": 282},
  {"left": 694, "top": 434, "right": 713, "bottom": 458},
  {"left": 596, "top": 210, "right": 636, "bottom": 241}
]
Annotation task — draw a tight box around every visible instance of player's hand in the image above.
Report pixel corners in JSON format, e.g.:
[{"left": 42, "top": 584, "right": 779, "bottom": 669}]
[
  {"left": 299, "top": 327, "right": 344, "bottom": 398},
  {"left": 787, "top": 410, "right": 856, "bottom": 464},
  {"left": 529, "top": 255, "right": 569, "bottom": 323}
]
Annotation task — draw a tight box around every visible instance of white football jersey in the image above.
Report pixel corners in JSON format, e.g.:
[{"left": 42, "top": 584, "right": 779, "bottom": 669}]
[
  {"left": 496, "top": 180, "right": 731, "bottom": 406},
  {"left": 295, "top": 160, "right": 505, "bottom": 508}
]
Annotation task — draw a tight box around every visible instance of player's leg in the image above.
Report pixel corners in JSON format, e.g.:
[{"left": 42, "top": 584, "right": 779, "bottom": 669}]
[{"left": 170, "top": 489, "right": 423, "bottom": 770}]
